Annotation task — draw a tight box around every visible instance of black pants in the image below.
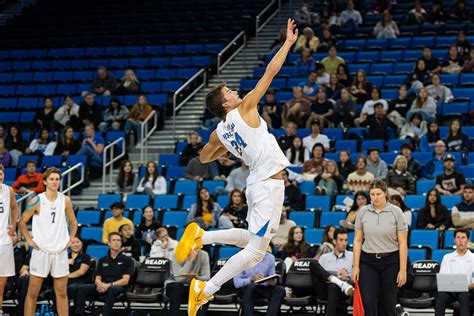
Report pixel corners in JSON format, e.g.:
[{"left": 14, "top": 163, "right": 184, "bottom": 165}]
[
  {"left": 309, "top": 261, "right": 350, "bottom": 316},
  {"left": 435, "top": 291, "right": 474, "bottom": 316},
  {"left": 74, "top": 284, "right": 125, "bottom": 316},
  {"left": 238, "top": 283, "right": 285, "bottom": 316},
  {"left": 359, "top": 251, "right": 399, "bottom": 316},
  {"left": 165, "top": 282, "right": 209, "bottom": 316}
]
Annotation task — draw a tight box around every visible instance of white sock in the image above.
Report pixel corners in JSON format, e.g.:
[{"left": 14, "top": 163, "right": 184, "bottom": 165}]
[
  {"left": 329, "top": 276, "right": 344, "bottom": 289},
  {"left": 202, "top": 228, "right": 250, "bottom": 248}
]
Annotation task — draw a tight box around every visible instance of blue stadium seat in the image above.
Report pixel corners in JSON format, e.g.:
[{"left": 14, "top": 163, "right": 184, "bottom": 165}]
[
  {"left": 459, "top": 166, "right": 474, "bottom": 179},
  {"left": 459, "top": 74, "right": 474, "bottom": 86},
  {"left": 324, "top": 128, "right": 343, "bottom": 140},
  {"left": 357, "top": 51, "right": 380, "bottom": 62},
  {"left": 190, "top": 56, "right": 212, "bottom": 67},
  {"left": 0, "top": 73, "right": 13, "bottom": 83},
  {"left": 13, "top": 72, "right": 33, "bottom": 82},
  {"left": 176, "top": 68, "right": 198, "bottom": 79},
  {"left": 299, "top": 182, "right": 315, "bottom": 195},
  {"left": 41, "top": 155, "right": 62, "bottom": 168},
  {"left": 125, "top": 195, "right": 150, "bottom": 210},
  {"left": 36, "top": 84, "right": 56, "bottom": 96},
  {"left": 379, "top": 153, "right": 397, "bottom": 166},
  {"left": 408, "top": 248, "right": 427, "bottom": 262},
  {"left": 432, "top": 249, "right": 451, "bottom": 263},
  {"left": 143, "top": 46, "right": 164, "bottom": 56},
  {"left": 159, "top": 154, "right": 180, "bottom": 167},
  {"left": 442, "top": 102, "right": 469, "bottom": 115},
  {"left": 412, "top": 152, "right": 432, "bottom": 164},
  {"left": 161, "top": 80, "right": 183, "bottom": 92},
  {"left": 154, "top": 195, "right": 179, "bottom": 209},
  {"left": 184, "top": 44, "right": 204, "bottom": 55},
  {"left": 56, "top": 84, "right": 78, "bottom": 95},
  {"left": 164, "top": 45, "right": 184, "bottom": 55},
  {"left": 70, "top": 60, "right": 90, "bottom": 70},
  {"left": 182, "top": 195, "right": 197, "bottom": 209},
  {"left": 387, "top": 139, "right": 411, "bottom": 152},
  {"left": 366, "top": 39, "right": 388, "bottom": 50},
  {"left": 410, "top": 230, "right": 439, "bottom": 250},
  {"left": 343, "top": 39, "right": 366, "bottom": 51},
  {"left": 412, "top": 36, "right": 434, "bottom": 48},
  {"left": 217, "top": 195, "right": 230, "bottom": 208},
  {"left": 335, "top": 195, "right": 353, "bottom": 206},
  {"left": 166, "top": 167, "right": 185, "bottom": 179},
  {"left": 202, "top": 181, "right": 225, "bottom": 194},
  {"left": 97, "top": 194, "right": 122, "bottom": 209},
  {"left": 384, "top": 75, "right": 408, "bottom": 87},
  {"left": 380, "top": 50, "right": 403, "bottom": 61},
  {"left": 4, "top": 168, "right": 16, "bottom": 182},
  {"left": 305, "top": 196, "right": 331, "bottom": 212},
  {"left": 275, "top": 91, "right": 293, "bottom": 103},
  {"left": 15, "top": 85, "right": 36, "bottom": 96},
  {"left": 289, "top": 211, "right": 315, "bottom": 229},
  {"left": 76, "top": 210, "right": 101, "bottom": 226},
  {"left": 443, "top": 230, "right": 455, "bottom": 248},
  {"left": 52, "top": 71, "right": 74, "bottom": 82},
  {"left": 66, "top": 155, "right": 88, "bottom": 169},
  {"left": 135, "top": 70, "right": 156, "bottom": 81},
  {"left": 129, "top": 58, "right": 150, "bottom": 68},
  {"left": 367, "top": 75, "right": 384, "bottom": 87},
  {"left": 319, "top": 212, "right": 346, "bottom": 227},
  {"left": 452, "top": 88, "right": 474, "bottom": 100},
  {"left": 162, "top": 211, "right": 188, "bottom": 228},
  {"left": 0, "top": 112, "right": 19, "bottom": 122},
  {"left": 217, "top": 246, "right": 240, "bottom": 260},
  {"left": 305, "top": 228, "right": 324, "bottom": 245},
  {"left": 18, "top": 155, "right": 39, "bottom": 167},
  {"left": 81, "top": 227, "right": 103, "bottom": 244},
  {"left": 19, "top": 112, "right": 36, "bottom": 123},
  {"left": 170, "top": 57, "right": 191, "bottom": 67},
  {"left": 196, "top": 130, "right": 211, "bottom": 142},
  {"left": 361, "top": 140, "right": 384, "bottom": 152},
  {"left": 296, "top": 128, "right": 311, "bottom": 138},
  {"left": 204, "top": 43, "right": 224, "bottom": 54},
  {"left": 416, "top": 180, "right": 435, "bottom": 194},
  {"left": 73, "top": 71, "right": 93, "bottom": 82},
  {"left": 440, "top": 195, "right": 462, "bottom": 209},
  {"left": 348, "top": 63, "right": 370, "bottom": 74},
  {"left": 404, "top": 195, "right": 425, "bottom": 210},
  {"left": 152, "top": 58, "right": 171, "bottom": 69},
  {"left": 147, "top": 94, "right": 168, "bottom": 108},
  {"left": 174, "top": 181, "right": 198, "bottom": 195},
  {"left": 87, "top": 245, "right": 109, "bottom": 259},
  {"left": 335, "top": 140, "right": 357, "bottom": 153}
]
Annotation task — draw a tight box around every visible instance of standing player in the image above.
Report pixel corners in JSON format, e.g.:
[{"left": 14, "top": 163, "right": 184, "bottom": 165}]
[
  {"left": 0, "top": 165, "right": 19, "bottom": 314},
  {"left": 18, "top": 167, "right": 78, "bottom": 316},
  {"left": 175, "top": 19, "right": 298, "bottom": 315}
]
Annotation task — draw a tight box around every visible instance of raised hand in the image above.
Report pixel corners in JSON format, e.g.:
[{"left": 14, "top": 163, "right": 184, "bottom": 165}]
[{"left": 286, "top": 19, "right": 298, "bottom": 44}]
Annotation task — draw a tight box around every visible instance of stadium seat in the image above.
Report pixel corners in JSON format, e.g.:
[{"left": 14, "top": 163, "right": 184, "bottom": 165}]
[
  {"left": 125, "top": 195, "right": 150, "bottom": 209},
  {"left": 18, "top": 155, "right": 39, "bottom": 167},
  {"left": 305, "top": 196, "right": 331, "bottom": 212},
  {"left": 4, "top": 168, "right": 17, "bottom": 182},
  {"left": 87, "top": 245, "right": 109, "bottom": 259},
  {"left": 217, "top": 246, "right": 240, "bottom": 260},
  {"left": 41, "top": 155, "right": 62, "bottom": 168},
  {"left": 154, "top": 195, "right": 179, "bottom": 209},
  {"left": 202, "top": 181, "right": 225, "bottom": 194},
  {"left": 440, "top": 195, "right": 461, "bottom": 209},
  {"left": 217, "top": 195, "right": 229, "bottom": 208},
  {"left": 361, "top": 140, "right": 384, "bottom": 152},
  {"left": 404, "top": 195, "right": 425, "bottom": 210},
  {"left": 335, "top": 140, "right": 357, "bottom": 153},
  {"left": 165, "top": 167, "right": 185, "bottom": 179},
  {"left": 443, "top": 230, "right": 455, "bottom": 248},
  {"left": 81, "top": 227, "right": 103, "bottom": 244},
  {"left": 289, "top": 211, "right": 316, "bottom": 229},
  {"left": 408, "top": 248, "right": 427, "bottom": 262},
  {"left": 410, "top": 230, "right": 439, "bottom": 250},
  {"left": 97, "top": 194, "right": 122, "bottom": 209},
  {"left": 458, "top": 166, "right": 474, "bottom": 179},
  {"left": 319, "top": 212, "right": 346, "bottom": 228},
  {"left": 416, "top": 180, "right": 435, "bottom": 195},
  {"left": 173, "top": 181, "right": 198, "bottom": 195},
  {"left": 158, "top": 154, "right": 180, "bottom": 167},
  {"left": 305, "top": 228, "right": 324, "bottom": 245},
  {"left": 387, "top": 139, "right": 411, "bottom": 152},
  {"left": 182, "top": 195, "right": 197, "bottom": 209},
  {"left": 299, "top": 182, "right": 315, "bottom": 195},
  {"left": 431, "top": 249, "right": 451, "bottom": 263},
  {"left": 162, "top": 211, "right": 188, "bottom": 228},
  {"left": 76, "top": 210, "right": 101, "bottom": 226}
]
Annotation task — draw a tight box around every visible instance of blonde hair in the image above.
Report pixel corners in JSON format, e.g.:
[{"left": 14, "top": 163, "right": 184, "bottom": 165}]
[
  {"left": 122, "top": 69, "right": 140, "bottom": 84},
  {"left": 325, "top": 159, "right": 340, "bottom": 176},
  {"left": 156, "top": 227, "right": 168, "bottom": 236},
  {"left": 393, "top": 155, "right": 408, "bottom": 172}
]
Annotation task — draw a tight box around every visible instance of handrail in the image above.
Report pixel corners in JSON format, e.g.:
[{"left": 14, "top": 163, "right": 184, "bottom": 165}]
[
  {"left": 60, "top": 162, "right": 85, "bottom": 196},
  {"left": 139, "top": 110, "right": 158, "bottom": 162},
  {"left": 217, "top": 31, "right": 247, "bottom": 80},
  {"left": 255, "top": 0, "right": 281, "bottom": 55},
  {"left": 102, "top": 137, "right": 126, "bottom": 193},
  {"left": 16, "top": 190, "right": 36, "bottom": 214},
  {"left": 172, "top": 68, "right": 207, "bottom": 141}
]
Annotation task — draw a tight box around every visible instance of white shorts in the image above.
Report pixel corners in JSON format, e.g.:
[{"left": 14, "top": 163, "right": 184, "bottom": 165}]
[
  {"left": 0, "top": 243, "right": 15, "bottom": 277},
  {"left": 246, "top": 178, "right": 285, "bottom": 239},
  {"left": 30, "top": 248, "right": 69, "bottom": 278}
]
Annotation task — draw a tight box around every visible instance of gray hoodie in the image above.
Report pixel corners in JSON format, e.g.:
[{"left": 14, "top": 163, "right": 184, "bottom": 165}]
[{"left": 366, "top": 159, "right": 388, "bottom": 179}]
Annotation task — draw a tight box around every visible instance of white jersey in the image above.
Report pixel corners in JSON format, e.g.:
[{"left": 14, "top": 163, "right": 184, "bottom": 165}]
[
  {"left": 0, "top": 184, "right": 12, "bottom": 246},
  {"left": 216, "top": 109, "right": 290, "bottom": 185},
  {"left": 32, "top": 192, "right": 69, "bottom": 253}
]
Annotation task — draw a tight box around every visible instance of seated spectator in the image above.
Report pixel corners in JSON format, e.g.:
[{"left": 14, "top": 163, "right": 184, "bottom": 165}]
[
  {"left": 418, "top": 189, "right": 450, "bottom": 230},
  {"left": 441, "top": 45, "right": 464, "bottom": 74},
  {"left": 88, "top": 66, "right": 118, "bottom": 96},
  {"left": 389, "top": 194, "right": 413, "bottom": 229},
  {"left": 321, "top": 46, "right": 345, "bottom": 75},
  {"left": 314, "top": 62, "right": 330, "bottom": 86},
  {"left": 400, "top": 143, "right": 423, "bottom": 179},
  {"left": 265, "top": 26, "right": 286, "bottom": 56},
  {"left": 339, "top": 192, "right": 370, "bottom": 230},
  {"left": 385, "top": 155, "right": 415, "bottom": 196},
  {"left": 337, "top": 150, "right": 355, "bottom": 179},
  {"left": 294, "top": 27, "right": 319, "bottom": 53},
  {"left": 314, "top": 160, "right": 344, "bottom": 196},
  {"left": 373, "top": 11, "right": 399, "bottom": 39},
  {"left": 333, "top": 88, "right": 356, "bottom": 128},
  {"left": 445, "top": 119, "right": 470, "bottom": 152},
  {"left": 278, "top": 122, "right": 297, "bottom": 152},
  {"left": 124, "top": 95, "right": 154, "bottom": 145},
  {"left": 102, "top": 202, "right": 134, "bottom": 244},
  {"left": 336, "top": 64, "right": 353, "bottom": 88},
  {"left": 359, "top": 103, "right": 398, "bottom": 141},
  {"left": 314, "top": 225, "right": 336, "bottom": 260},
  {"left": 25, "top": 128, "right": 55, "bottom": 156},
  {"left": 282, "top": 169, "right": 304, "bottom": 211},
  {"left": 202, "top": 107, "right": 221, "bottom": 131},
  {"left": 388, "top": 85, "right": 413, "bottom": 128},
  {"left": 462, "top": 48, "right": 474, "bottom": 73},
  {"left": 184, "top": 145, "right": 213, "bottom": 181},
  {"left": 136, "top": 161, "right": 167, "bottom": 199},
  {"left": 233, "top": 251, "right": 285, "bottom": 316},
  {"left": 408, "top": 59, "right": 431, "bottom": 89},
  {"left": 340, "top": 1, "right": 363, "bottom": 31},
  {"left": 419, "top": 121, "right": 441, "bottom": 152},
  {"left": 218, "top": 189, "right": 248, "bottom": 229},
  {"left": 450, "top": 0, "right": 473, "bottom": 21},
  {"left": 407, "top": 88, "right": 437, "bottom": 122},
  {"left": 428, "top": 2, "right": 447, "bottom": 24},
  {"left": 350, "top": 69, "right": 372, "bottom": 104},
  {"left": 294, "top": 2, "right": 319, "bottom": 28},
  {"left": 79, "top": 93, "right": 102, "bottom": 128},
  {"left": 306, "top": 88, "right": 334, "bottom": 128},
  {"left": 74, "top": 232, "right": 134, "bottom": 315},
  {"left": 53, "top": 96, "right": 81, "bottom": 131},
  {"left": 426, "top": 74, "right": 454, "bottom": 104},
  {"left": 302, "top": 143, "right": 327, "bottom": 181},
  {"left": 164, "top": 249, "right": 210, "bottom": 316},
  {"left": 434, "top": 228, "right": 474, "bottom": 316},
  {"left": 0, "top": 138, "right": 11, "bottom": 167},
  {"left": 347, "top": 156, "right": 375, "bottom": 193},
  {"left": 150, "top": 227, "right": 178, "bottom": 259},
  {"left": 293, "top": 47, "right": 315, "bottom": 77},
  {"left": 135, "top": 205, "right": 161, "bottom": 253},
  {"left": 451, "top": 185, "right": 474, "bottom": 229},
  {"left": 435, "top": 154, "right": 466, "bottom": 196},
  {"left": 76, "top": 123, "right": 104, "bottom": 170},
  {"left": 116, "top": 69, "right": 140, "bottom": 95},
  {"left": 224, "top": 162, "right": 249, "bottom": 193},
  {"left": 187, "top": 187, "right": 222, "bottom": 229},
  {"left": 272, "top": 207, "right": 296, "bottom": 253},
  {"left": 5, "top": 125, "right": 27, "bottom": 166},
  {"left": 179, "top": 132, "right": 202, "bottom": 166},
  {"left": 325, "top": 74, "right": 343, "bottom": 101},
  {"left": 400, "top": 112, "right": 427, "bottom": 142},
  {"left": 303, "top": 120, "right": 330, "bottom": 152},
  {"left": 286, "top": 136, "right": 309, "bottom": 166},
  {"left": 12, "top": 160, "right": 44, "bottom": 195},
  {"left": 67, "top": 236, "right": 92, "bottom": 302},
  {"left": 116, "top": 160, "right": 138, "bottom": 196},
  {"left": 406, "top": 1, "right": 428, "bottom": 24},
  {"left": 318, "top": 29, "right": 337, "bottom": 53},
  {"left": 298, "top": 71, "right": 319, "bottom": 100},
  {"left": 53, "top": 126, "right": 81, "bottom": 158},
  {"left": 309, "top": 228, "right": 354, "bottom": 315},
  {"left": 215, "top": 152, "right": 238, "bottom": 178},
  {"left": 33, "top": 97, "right": 56, "bottom": 131},
  {"left": 283, "top": 87, "right": 312, "bottom": 128},
  {"left": 366, "top": 148, "right": 388, "bottom": 179},
  {"left": 357, "top": 87, "right": 389, "bottom": 126},
  {"left": 419, "top": 47, "right": 441, "bottom": 75},
  {"left": 421, "top": 140, "right": 448, "bottom": 179},
  {"left": 281, "top": 226, "right": 315, "bottom": 271},
  {"left": 260, "top": 89, "right": 282, "bottom": 129},
  {"left": 98, "top": 98, "right": 129, "bottom": 133},
  {"left": 119, "top": 223, "right": 141, "bottom": 261}
]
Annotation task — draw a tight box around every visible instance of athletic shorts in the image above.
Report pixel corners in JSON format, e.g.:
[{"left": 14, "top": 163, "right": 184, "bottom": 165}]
[
  {"left": 0, "top": 243, "right": 15, "bottom": 277},
  {"left": 30, "top": 248, "right": 69, "bottom": 278},
  {"left": 246, "top": 178, "right": 285, "bottom": 239}
]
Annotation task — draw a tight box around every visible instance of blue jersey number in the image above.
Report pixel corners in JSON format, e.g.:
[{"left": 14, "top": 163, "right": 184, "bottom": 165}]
[{"left": 230, "top": 132, "right": 248, "bottom": 156}]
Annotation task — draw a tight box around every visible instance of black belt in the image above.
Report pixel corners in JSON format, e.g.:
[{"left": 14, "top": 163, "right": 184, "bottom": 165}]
[{"left": 363, "top": 251, "right": 397, "bottom": 259}]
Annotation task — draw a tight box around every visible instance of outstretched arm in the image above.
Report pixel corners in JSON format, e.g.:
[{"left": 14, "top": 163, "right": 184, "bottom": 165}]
[
  {"left": 200, "top": 131, "right": 228, "bottom": 164},
  {"left": 240, "top": 19, "right": 298, "bottom": 114}
]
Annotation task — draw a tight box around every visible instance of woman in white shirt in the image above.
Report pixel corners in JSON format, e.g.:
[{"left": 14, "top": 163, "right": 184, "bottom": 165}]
[
  {"left": 136, "top": 161, "right": 167, "bottom": 199},
  {"left": 373, "top": 11, "right": 400, "bottom": 39},
  {"left": 286, "top": 136, "right": 310, "bottom": 166}
]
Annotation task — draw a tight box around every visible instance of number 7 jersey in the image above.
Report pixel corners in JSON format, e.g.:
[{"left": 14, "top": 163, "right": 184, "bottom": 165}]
[{"left": 216, "top": 108, "right": 289, "bottom": 185}]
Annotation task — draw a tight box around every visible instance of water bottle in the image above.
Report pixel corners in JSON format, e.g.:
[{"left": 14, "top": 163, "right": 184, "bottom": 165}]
[
  {"left": 396, "top": 304, "right": 409, "bottom": 316},
  {"left": 41, "top": 304, "right": 49, "bottom": 314}
]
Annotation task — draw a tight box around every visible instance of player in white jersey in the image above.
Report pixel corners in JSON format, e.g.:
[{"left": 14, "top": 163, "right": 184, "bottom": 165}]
[
  {"left": 0, "top": 165, "right": 19, "bottom": 314},
  {"left": 18, "top": 167, "right": 78, "bottom": 316},
  {"left": 175, "top": 19, "right": 298, "bottom": 315}
]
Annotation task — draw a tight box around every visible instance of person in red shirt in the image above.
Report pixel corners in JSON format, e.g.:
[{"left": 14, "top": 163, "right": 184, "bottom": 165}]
[{"left": 12, "top": 160, "right": 45, "bottom": 194}]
